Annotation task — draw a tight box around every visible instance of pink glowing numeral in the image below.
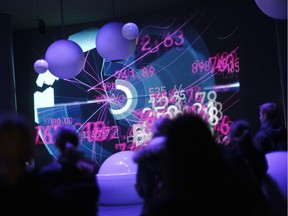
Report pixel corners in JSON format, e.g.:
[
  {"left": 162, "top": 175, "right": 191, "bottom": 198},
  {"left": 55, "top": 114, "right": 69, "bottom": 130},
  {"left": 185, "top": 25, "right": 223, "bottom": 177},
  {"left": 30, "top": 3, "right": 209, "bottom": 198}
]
[
  {"left": 35, "top": 126, "right": 44, "bottom": 145},
  {"left": 195, "top": 91, "right": 206, "bottom": 103},
  {"left": 115, "top": 143, "right": 126, "bottom": 151},
  {"left": 93, "top": 130, "right": 105, "bottom": 142},
  {"left": 93, "top": 121, "right": 110, "bottom": 142},
  {"left": 226, "top": 52, "right": 235, "bottom": 73},
  {"left": 140, "top": 34, "right": 152, "bottom": 51},
  {"left": 107, "top": 82, "right": 112, "bottom": 90},
  {"left": 185, "top": 87, "right": 194, "bottom": 104},
  {"left": 204, "top": 59, "right": 212, "bottom": 72},
  {"left": 219, "top": 115, "right": 231, "bottom": 135},
  {"left": 120, "top": 69, "right": 128, "bottom": 80},
  {"left": 42, "top": 125, "right": 55, "bottom": 144},
  {"left": 113, "top": 69, "right": 122, "bottom": 79},
  {"left": 227, "top": 49, "right": 240, "bottom": 73},
  {"left": 198, "top": 61, "right": 205, "bottom": 73},
  {"left": 157, "top": 95, "right": 169, "bottom": 107},
  {"left": 80, "top": 122, "right": 93, "bottom": 142},
  {"left": 174, "top": 30, "right": 184, "bottom": 46},
  {"left": 128, "top": 143, "right": 137, "bottom": 151},
  {"left": 217, "top": 52, "right": 228, "bottom": 72},
  {"left": 209, "top": 55, "right": 218, "bottom": 73},
  {"left": 141, "top": 66, "right": 149, "bottom": 78},
  {"left": 148, "top": 65, "right": 155, "bottom": 77},
  {"left": 128, "top": 68, "right": 135, "bottom": 79},
  {"left": 191, "top": 60, "right": 199, "bottom": 73},
  {"left": 171, "top": 90, "right": 185, "bottom": 105},
  {"left": 109, "top": 126, "right": 119, "bottom": 139},
  {"left": 163, "top": 32, "right": 173, "bottom": 48}
]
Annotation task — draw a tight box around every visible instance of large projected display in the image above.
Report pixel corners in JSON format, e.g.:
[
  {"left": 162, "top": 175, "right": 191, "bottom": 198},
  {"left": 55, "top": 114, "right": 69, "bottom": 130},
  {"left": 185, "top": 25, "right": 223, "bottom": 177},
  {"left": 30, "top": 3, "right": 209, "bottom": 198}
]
[{"left": 34, "top": 9, "right": 240, "bottom": 166}]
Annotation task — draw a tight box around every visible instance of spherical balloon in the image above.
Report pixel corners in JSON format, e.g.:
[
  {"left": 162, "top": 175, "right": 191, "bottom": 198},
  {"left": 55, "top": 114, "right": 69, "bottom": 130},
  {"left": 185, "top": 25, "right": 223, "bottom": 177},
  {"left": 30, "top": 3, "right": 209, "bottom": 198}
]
[
  {"left": 122, "top": 22, "right": 139, "bottom": 40},
  {"left": 96, "top": 151, "right": 143, "bottom": 205},
  {"left": 34, "top": 59, "right": 49, "bottom": 74},
  {"left": 255, "top": 0, "right": 287, "bottom": 19},
  {"left": 45, "top": 39, "right": 85, "bottom": 79},
  {"left": 96, "top": 22, "right": 136, "bottom": 62},
  {"left": 98, "top": 151, "right": 137, "bottom": 174}
]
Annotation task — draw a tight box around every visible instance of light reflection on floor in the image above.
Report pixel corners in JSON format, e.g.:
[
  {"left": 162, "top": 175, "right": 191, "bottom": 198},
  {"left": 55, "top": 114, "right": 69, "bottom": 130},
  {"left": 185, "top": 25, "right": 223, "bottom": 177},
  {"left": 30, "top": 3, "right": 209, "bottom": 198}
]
[{"left": 98, "top": 204, "right": 142, "bottom": 216}]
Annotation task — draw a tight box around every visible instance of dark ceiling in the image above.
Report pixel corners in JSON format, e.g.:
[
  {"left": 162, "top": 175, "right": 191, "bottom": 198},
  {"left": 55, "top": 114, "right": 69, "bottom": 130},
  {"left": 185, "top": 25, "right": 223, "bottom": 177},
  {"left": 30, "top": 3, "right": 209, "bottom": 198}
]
[{"left": 0, "top": 0, "right": 213, "bottom": 31}]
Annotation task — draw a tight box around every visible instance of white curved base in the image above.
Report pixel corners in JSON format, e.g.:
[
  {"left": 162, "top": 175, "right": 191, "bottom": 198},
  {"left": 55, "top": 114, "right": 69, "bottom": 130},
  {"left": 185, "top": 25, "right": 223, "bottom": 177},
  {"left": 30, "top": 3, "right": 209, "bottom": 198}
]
[{"left": 96, "top": 172, "right": 144, "bottom": 205}]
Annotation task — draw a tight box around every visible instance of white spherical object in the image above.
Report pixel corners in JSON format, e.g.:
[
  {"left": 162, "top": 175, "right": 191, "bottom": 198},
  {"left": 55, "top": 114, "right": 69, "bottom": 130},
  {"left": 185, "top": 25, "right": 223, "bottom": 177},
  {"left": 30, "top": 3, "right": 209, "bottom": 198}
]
[
  {"left": 34, "top": 59, "right": 49, "bottom": 74},
  {"left": 96, "top": 151, "right": 143, "bottom": 205}
]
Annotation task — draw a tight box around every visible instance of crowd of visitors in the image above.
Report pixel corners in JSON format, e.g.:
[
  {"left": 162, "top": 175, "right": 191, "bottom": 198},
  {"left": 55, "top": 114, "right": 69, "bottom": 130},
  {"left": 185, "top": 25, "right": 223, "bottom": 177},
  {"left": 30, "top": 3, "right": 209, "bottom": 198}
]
[{"left": 0, "top": 101, "right": 286, "bottom": 215}]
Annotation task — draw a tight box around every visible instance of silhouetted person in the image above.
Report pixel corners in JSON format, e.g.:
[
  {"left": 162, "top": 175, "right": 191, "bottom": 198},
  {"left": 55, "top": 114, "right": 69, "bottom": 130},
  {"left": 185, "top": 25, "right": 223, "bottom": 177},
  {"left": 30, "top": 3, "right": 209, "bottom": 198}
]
[
  {"left": 254, "top": 102, "right": 287, "bottom": 154},
  {"left": 133, "top": 117, "right": 172, "bottom": 216},
  {"left": 39, "top": 125, "right": 100, "bottom": 216},
  {"left": 225, "top": 120, "right": 268, "bottom": 184},
  {"left": 148, "top": 113, "right": 274, "bottom": 216},
  {"left": 0, "top": 112, "right": 58, "bottom": 216}
]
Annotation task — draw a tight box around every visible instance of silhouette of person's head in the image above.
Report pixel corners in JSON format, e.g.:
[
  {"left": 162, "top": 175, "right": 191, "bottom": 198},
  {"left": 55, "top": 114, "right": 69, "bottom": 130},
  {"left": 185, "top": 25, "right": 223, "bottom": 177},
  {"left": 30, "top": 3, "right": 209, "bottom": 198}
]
[
  {"left": 163, "top": 113, "right": 223, "bottom": 187},
  {"left": 0, "top": 113, "right": 34, "bottom": 183},
  {"left": 259, "top": 102, "right": 279, "bottom": 124},
  {"left": 151, "top": 117, "right": 172, "bottom": 138},
  {"left": 166, "top": 113, "right": 216, "bottom": 159},
  {"left": 228, "top": 120, "right": 252, "bottom": 145},
  {"left": 54, "top": 125, "right": 79, "bottom": 155}
]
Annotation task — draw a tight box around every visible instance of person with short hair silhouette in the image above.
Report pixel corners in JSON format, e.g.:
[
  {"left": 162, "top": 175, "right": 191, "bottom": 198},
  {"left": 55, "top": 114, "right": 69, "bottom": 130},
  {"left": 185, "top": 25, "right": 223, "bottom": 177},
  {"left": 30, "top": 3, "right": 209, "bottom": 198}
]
[
  {"left": 254, "top": 102, "right": 287, "bottom": 154},
  {"left": 148, "top": 113, "right": 274, "bottom": 216},
  {"left": 133, "top": 117, "right": 172, "bottom": 216},
  {"left": 40, "top": 125, "right": 100, "bottom": 216},
  {"left": 0, "top": 112, "right": 58, "bottom": 216}
]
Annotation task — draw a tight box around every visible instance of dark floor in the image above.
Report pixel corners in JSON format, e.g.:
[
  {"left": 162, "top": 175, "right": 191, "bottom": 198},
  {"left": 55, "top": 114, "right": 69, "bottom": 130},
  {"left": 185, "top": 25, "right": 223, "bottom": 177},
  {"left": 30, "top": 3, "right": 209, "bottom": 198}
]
[{"left": 98, "top": 204, "right": 142, "bottom": 216}]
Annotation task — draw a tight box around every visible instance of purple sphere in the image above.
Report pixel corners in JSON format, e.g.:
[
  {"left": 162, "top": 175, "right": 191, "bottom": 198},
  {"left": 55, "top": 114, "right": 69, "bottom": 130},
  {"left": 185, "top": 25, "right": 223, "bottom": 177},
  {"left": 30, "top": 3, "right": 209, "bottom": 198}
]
[
  {"left": 45, "top": 39, "right": 84, "bottom": 79},
  {"left": 122, "top": 22, "right": 139, "bottom": 40},
  {"left": 34, "top": 59, "right": 49, "bottom": 74},
  {"left": 96, "top": 22, "right": 136, "bottom": 62}
]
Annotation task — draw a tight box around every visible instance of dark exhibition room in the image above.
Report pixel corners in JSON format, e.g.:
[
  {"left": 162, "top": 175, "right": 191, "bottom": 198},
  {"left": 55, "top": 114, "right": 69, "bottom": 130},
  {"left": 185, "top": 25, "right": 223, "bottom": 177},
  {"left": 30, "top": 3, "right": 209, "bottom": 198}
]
[{"left": 0, "top": 0, "right": 286, "bottom": 216}]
